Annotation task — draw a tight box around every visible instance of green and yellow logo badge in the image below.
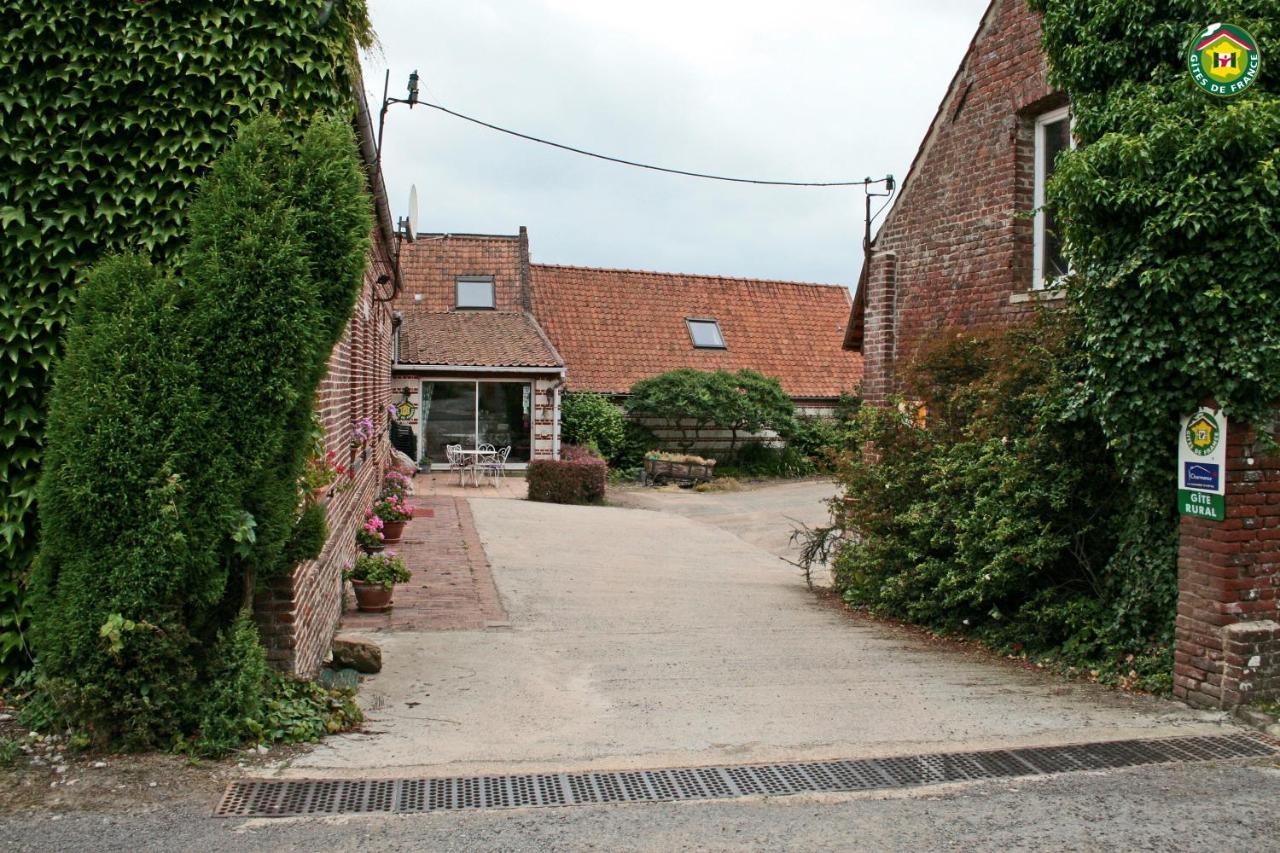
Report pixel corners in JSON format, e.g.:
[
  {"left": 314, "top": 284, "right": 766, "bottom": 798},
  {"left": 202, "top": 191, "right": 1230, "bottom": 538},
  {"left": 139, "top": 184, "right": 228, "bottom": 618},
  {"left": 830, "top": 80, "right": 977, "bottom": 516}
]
[
  {"left": 1187, "top": 23, "right": 1261, "bottom": 97},
  {"left": 1185, "top": 412, "right": 1221, "bottom": 456}
]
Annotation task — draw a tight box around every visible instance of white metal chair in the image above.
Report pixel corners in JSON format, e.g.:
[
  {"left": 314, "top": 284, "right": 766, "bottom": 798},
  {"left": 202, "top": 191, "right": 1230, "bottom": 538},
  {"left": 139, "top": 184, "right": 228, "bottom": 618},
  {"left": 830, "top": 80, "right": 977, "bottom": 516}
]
[
  {"left": 445, "top": 444, "right": 468, "bottom": 486},
  {"left": 477, "top": 446, "right": 510, "bottom": 488}
]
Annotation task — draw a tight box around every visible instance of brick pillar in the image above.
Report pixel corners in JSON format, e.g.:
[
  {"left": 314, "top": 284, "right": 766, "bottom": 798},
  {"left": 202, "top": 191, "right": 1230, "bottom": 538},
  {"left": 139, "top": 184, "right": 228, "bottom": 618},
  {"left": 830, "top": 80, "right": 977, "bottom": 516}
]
[
  {"left": 1174, "top": 413, "right": 1280, "bottom": 708},
  {"left": 861, "top": 250, "right": 898, "bottom": 406}
]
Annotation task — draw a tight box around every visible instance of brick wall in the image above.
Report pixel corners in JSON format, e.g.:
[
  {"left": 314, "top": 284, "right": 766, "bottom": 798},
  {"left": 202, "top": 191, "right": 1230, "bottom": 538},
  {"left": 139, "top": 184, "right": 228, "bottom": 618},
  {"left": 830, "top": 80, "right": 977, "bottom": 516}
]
[
  {"left": 1175, "top": 413, "right": 1280, "bottom": 708},
  {"left": 255, "top": 226, "right": 395, "bottom": 678},
  {"left": 859, "top": 0, "right": 1063, "bottom": 403}
]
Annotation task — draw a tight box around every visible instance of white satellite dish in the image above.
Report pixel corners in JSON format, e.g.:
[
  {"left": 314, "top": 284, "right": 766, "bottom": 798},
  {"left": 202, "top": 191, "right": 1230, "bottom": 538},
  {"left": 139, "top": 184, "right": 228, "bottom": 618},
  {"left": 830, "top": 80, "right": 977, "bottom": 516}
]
[{"left": 405, "top": 184, "right": 419, "bottom": 242}]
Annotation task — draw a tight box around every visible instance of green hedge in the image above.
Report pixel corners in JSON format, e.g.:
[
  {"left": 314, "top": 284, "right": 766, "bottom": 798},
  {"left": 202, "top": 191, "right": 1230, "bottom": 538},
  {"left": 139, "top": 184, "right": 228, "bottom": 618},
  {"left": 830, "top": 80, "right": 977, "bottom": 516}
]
[
  {"left": 528, "top": 447, "right": 607, "bottom": 505},
  {"left": 0, "top": 0, "right": 372, "bottom": 683},
  {"left": 28, "top": 114, "right": 371, "bottom": 750}
]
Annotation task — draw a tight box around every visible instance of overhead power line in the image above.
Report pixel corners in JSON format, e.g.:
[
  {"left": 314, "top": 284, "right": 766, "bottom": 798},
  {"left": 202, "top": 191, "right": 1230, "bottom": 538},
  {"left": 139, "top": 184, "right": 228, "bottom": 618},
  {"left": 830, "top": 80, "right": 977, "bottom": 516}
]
[{"left": 413, "top": 99, "right": 885, "bottom": 188}]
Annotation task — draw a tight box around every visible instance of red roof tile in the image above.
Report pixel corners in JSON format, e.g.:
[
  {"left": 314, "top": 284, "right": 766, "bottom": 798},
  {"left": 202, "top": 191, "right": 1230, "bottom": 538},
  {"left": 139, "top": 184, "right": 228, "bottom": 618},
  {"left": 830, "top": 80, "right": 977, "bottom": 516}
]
[
  {"left": 530, "top": 264, "right": 862, "bottom": 398},
  {"left": 396, "top": 310, "right": 563, "bottom": 369},
  {"left": 396, "top": 233, "right": 528, "bottom": 313}
]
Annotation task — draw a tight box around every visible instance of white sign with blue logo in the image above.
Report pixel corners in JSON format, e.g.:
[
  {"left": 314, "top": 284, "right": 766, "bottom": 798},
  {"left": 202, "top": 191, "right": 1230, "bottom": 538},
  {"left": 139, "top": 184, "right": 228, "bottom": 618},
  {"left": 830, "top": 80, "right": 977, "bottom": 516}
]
[{"left": 1177, "top": 406, "right": 1227, "bottom": 521}]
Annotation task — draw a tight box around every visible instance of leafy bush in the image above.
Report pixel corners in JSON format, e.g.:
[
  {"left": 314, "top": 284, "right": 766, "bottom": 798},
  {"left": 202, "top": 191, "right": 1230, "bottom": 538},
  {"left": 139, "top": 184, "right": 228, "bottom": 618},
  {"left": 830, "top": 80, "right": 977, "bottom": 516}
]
[
  {"left": 561, "top": 393, "right": 628, "bottom": 462},
  {"left": 714, "top": 443, "right": 817, "bottom": 480},
  {"left": 192, "top": 613, "right": 269, "bottom": 757},
  {"left": 0, "top": 0, "right": 374, "bottom": 686},
  {"left": 27, "top": 114, "right": 372, "bottom": 749},
  {"left": 613, "top": 421, "right": 658, "bottom": 470},
  {"left": 628, "top": 369, "right": 796, "bottom": 452},
  {"left": 528, "top": 446, "right": 608, "bottom": 505},
  {"left": 781, "top": 415, "right": 842, "bottom": 471},
  {"left": 282, "top": 502, "right": 329, "bottom": 567},
  {"left": 252, "top": 674, "right": 363, "bottom": 745},
  {"left": 831, "top": 314, "right": 1174, "bottom": 690}
]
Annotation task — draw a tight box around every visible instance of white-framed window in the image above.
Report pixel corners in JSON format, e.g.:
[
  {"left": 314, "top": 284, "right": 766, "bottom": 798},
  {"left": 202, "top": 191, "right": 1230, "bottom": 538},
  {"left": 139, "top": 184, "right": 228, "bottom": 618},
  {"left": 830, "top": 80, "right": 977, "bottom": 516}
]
[
  {"left": 456, "top": 276, "right": 495, "bottom": 309},
  {"left": 686, "top": 318, "right": 726, "bottom": 349},
  {"left": 1032, "top": 106, "right": 1073, "bottom": 291}
]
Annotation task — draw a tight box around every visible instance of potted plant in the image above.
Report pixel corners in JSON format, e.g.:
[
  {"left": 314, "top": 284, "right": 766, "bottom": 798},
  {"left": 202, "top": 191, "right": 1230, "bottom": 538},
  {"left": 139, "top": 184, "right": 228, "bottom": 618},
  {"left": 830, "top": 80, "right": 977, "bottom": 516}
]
[
  {"left": 344, "top": 552, "right": 411, "bottom": 613},
  {"left": 302, "top": 452, "right": 338, "bottom": 503},
  {"left": 383, "top": 467, "right": 413, "bottom": 499},
  {"left": 374, "top": 493, "right": 414, "bottom": 543},
  {"left": 356, "top": 510, "right": 385, "bottom": 553}
]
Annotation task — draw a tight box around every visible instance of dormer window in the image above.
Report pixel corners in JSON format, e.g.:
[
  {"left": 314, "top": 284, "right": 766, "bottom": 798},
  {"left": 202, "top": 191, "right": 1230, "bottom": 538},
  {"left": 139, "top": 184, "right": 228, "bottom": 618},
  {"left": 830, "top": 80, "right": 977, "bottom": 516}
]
[
  {"left": 686, "top": 318, "right": 726, "bottom": 349},
  {"left": 456, "top": 276, "right": 495, "bottom": 310}
]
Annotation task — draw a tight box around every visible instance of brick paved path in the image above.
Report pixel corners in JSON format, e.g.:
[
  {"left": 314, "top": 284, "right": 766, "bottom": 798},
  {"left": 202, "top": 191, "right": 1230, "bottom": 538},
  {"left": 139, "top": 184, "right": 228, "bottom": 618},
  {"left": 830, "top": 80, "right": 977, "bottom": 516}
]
[{"left": 340, "top": 496, "right": 507, "bottom": 631}]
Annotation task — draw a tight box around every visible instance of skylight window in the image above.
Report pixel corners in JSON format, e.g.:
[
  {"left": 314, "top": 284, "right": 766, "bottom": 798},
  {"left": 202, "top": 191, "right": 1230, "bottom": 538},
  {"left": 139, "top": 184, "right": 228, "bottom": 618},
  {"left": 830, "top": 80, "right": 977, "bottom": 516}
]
[
  {"left": 686, "top": 318, "right": 725, "bottom": 349},
  {"left": 456, "top": 276, "right": 495, "bottom": 309}
]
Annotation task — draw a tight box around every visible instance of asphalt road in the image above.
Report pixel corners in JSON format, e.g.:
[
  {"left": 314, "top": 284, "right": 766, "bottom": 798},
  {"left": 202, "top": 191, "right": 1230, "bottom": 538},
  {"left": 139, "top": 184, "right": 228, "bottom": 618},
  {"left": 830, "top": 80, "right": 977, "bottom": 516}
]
[{"left": 3, "top": 759, "right": 1278, "bottom": 851}]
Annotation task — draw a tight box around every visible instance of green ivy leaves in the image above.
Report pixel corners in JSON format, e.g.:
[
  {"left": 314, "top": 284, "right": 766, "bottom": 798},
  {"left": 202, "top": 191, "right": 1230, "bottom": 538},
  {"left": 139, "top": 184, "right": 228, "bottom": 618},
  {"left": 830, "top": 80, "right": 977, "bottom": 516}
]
[{"left": 0, "top": 0, "right": 372, "bottom": 681}]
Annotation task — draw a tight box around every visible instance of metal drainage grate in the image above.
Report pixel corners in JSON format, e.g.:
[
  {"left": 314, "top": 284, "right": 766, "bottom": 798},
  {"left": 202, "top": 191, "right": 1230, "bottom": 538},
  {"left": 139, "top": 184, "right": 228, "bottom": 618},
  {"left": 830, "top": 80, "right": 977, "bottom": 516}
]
[{"left": 215, "top": 732, "right": 1278, "bottom": 818}]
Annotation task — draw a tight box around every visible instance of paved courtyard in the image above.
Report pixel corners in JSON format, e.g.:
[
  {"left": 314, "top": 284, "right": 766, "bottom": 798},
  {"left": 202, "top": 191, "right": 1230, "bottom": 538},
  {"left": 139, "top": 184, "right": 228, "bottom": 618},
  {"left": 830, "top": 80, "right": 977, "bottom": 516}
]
[{"left": 284, "top": 484, "right": 1230, "bottom": 780}]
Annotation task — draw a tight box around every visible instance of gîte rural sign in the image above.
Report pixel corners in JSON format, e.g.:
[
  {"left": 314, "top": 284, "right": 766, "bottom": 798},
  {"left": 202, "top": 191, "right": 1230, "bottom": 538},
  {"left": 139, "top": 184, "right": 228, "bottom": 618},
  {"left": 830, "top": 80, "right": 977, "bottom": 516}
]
[
  {"left": 1187, "top": 23, "right": 1261, "bottom": 97},
  {"left": 1177, "top": 407, "right": 1227, "bottom": 521}
]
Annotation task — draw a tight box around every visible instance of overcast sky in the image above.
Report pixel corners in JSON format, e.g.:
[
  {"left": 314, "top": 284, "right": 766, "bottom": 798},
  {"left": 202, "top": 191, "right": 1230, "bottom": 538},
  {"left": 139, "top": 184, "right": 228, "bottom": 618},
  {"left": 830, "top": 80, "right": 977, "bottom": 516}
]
[{"left": 362, "top": 0, "right": 990, "bottom": 288}]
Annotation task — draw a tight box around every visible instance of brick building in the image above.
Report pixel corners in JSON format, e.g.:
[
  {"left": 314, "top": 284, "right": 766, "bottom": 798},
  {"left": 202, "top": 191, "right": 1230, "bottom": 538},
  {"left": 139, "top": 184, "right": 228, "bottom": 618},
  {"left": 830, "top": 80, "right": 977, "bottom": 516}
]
[
  {"left": 843, "top": 0, "right": 1279, "bottom": 710},
  {"left": 390, "top": 230, "right": 861, "bottom": 463},
  {"left": 254, "top": 89, "right": 396, "bottom": 677},
  {"left": 845, "top": 0, "right": 1067, "bottom": 403},
  {"left": 390, "top": 230, "right": 565, "bottom": 468}
]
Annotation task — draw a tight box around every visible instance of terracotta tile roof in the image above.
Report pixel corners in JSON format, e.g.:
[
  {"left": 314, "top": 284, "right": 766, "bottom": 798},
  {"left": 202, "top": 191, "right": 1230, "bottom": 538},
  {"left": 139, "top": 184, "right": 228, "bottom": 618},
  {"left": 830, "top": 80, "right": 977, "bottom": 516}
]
[
  {"left": 396, "top": 310, "right": 563, "bottom": 369},
  {"left": 530, "top": 264, "right": 862, "bottom": 398},
  {"left": 396, "top": 232, "right": 528, "bottom": 313}
]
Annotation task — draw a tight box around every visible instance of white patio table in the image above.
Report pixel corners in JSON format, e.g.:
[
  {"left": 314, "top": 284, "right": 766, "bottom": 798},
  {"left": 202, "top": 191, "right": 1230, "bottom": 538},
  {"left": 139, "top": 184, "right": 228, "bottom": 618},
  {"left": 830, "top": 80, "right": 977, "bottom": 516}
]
[{"left": 454, "top": 448, "right": 499, "bottom": 487}]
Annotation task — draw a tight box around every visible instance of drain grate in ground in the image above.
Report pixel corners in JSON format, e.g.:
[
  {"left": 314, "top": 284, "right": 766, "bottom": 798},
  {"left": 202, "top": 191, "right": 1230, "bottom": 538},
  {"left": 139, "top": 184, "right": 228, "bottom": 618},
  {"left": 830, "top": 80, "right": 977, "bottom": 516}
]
[{"left": 216, "top": 732, "right": 1278, "bottom": 818}]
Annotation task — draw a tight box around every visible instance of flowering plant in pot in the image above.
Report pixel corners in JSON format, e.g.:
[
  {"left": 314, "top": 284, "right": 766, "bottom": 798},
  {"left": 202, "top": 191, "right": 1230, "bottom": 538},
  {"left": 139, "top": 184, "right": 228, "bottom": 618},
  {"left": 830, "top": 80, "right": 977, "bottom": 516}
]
[
  {"left": 356, "top": 510, "right": 384, "bottom": 552},
  {"left": 383, "top": 467, "right": 413, "bottom": 499},
  {"left": 344, "top": 552, "right": 411, "bottom": 613},
  {"left": 301, "top": 452, "right": 338, "bottom": 503},
  {"left": 373, "top": 494, "right": 414, "bottom": 543}
]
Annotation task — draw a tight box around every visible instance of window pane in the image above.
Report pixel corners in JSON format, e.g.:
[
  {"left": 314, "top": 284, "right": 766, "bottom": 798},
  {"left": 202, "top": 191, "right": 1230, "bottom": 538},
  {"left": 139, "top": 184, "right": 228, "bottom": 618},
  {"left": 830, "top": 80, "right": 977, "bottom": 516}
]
[
  {"left": 420, "top": 381, "right": 476, "bottom": 464},
  {"left": 477, "top": 382, "right": 532, "bottom": 463},
  {"left": 688, "top": 320, "right": 724, "bottom": 348},
  {"left": 1041, "top": 117, "right": 1071, "bottom": 282},
  {"left": 456, "top": 279, "right": 494, "bottom": 309}
]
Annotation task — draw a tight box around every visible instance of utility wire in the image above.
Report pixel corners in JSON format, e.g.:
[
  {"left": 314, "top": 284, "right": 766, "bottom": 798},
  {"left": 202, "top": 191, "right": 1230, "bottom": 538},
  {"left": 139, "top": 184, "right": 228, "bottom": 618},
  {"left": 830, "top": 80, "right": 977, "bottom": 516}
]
[{"left": 414, "top": 99, "right": 884, "bottom": 188}]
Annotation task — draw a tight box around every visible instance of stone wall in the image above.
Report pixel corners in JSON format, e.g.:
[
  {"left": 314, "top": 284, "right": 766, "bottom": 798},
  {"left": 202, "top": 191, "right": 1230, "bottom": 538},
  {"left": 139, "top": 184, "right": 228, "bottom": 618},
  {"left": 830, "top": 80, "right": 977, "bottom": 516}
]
[
  {"left": 628, "top": 400, "right": 837, "bottom": 455},
  {"left": 859, "top": 0, "right": 1062, "bottom": 404},
  {"left": 1175, "top": 414, "right": 1280, "bottom": 709},
  {"left": 255, "top": 228, "right": 395, "bottom": 678}
]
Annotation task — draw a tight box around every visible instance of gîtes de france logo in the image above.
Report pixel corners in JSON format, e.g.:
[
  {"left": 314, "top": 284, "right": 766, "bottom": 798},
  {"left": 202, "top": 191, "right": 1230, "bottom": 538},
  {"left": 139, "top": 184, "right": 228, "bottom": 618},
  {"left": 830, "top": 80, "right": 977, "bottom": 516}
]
[
  {"left": 1185, "top": 411, "right": 1221, "bottom": 457},
  {"left": 1187, "top": 23, "right": 1261, "bottom": 97}
]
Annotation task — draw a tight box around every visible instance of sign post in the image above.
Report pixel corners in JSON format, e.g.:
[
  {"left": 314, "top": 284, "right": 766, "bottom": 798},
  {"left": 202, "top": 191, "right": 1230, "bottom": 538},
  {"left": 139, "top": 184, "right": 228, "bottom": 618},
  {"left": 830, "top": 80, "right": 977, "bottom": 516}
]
[{"left": 1177, "top": 406, "right": 1227, "bottom": 521}]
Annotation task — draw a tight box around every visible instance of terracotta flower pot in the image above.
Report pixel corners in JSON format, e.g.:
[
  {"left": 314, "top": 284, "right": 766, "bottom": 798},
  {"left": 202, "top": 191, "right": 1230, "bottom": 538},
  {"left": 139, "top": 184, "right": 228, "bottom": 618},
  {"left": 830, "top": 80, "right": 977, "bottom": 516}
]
[
  {"left": 352, "top": 580, "right": 394, "bottom": 613},
  {"left": 311, "top": 485, "right": 330, "bottom": 504},
  {"left": 382, "top": 519, "right": 407, "bottom": 543}
]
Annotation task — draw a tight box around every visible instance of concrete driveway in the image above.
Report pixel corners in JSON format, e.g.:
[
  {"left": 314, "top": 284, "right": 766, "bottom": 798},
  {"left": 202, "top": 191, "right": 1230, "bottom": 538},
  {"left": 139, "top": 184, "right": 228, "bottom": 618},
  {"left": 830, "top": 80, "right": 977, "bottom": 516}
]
[
  {"left": 284, "top": 487, "right": 1227, "bottom": 779},
  {"left": 609, "top": 479, "right": 837, "bottom": 566}
]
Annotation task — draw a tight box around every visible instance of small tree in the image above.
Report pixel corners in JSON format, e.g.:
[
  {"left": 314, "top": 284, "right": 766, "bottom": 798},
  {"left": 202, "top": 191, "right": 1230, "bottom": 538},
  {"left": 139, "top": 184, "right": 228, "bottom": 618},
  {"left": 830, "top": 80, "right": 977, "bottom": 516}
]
[
  {"left": 627, "top": 369, "right": 721, "bottom": 451},
  {"left": 713, "top": 369, "right": 796, "bottom": 453},
  {"left": 627, "top": 369, "right": 795, "bottom": 453},
  {"left": 29, "top": 114, "right": 371, "bottom": 749}
]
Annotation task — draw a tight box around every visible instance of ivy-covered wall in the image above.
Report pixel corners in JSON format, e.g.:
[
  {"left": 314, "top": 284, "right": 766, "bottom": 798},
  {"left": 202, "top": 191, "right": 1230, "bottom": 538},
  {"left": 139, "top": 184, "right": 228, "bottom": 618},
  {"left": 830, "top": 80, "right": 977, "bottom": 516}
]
[{"left": 0, "top": 0, "right": 372, "bottom": 680}]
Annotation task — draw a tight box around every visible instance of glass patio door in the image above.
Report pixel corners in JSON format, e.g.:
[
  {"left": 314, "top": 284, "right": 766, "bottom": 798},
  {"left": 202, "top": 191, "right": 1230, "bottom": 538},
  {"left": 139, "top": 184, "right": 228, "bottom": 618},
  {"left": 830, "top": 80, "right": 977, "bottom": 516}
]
[{"left": 419, "top": 380, "right": 532, "bottom": 465}]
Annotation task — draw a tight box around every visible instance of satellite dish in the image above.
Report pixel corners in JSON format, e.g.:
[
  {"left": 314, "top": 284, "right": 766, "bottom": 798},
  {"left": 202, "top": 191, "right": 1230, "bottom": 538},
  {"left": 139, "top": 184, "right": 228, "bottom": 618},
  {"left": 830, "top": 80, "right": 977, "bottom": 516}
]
[{"left": 405, "top": 184, "right": 419, "bottom": 242}]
